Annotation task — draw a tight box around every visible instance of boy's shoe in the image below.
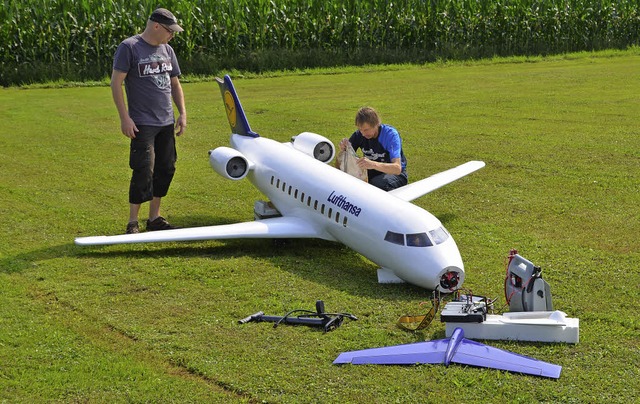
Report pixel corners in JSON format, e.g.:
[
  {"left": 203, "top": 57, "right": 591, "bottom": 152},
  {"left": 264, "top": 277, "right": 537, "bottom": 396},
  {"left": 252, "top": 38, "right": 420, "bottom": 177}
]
[
  {"left": 126, "top": 221, "right": 139, "bottom": 234},
  {"left": 146, "top": 216, "right": 178, "bottom": 231}
]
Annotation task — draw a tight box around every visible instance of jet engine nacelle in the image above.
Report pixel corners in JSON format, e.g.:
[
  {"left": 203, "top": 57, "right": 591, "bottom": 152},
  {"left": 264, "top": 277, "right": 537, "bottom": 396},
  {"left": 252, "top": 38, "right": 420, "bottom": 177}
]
[
  {"left": 209, "top": 146, "right": 253, "bottom": 180},
  {"left": 291, "top": 132, "right": 335, "bottom": 163}
]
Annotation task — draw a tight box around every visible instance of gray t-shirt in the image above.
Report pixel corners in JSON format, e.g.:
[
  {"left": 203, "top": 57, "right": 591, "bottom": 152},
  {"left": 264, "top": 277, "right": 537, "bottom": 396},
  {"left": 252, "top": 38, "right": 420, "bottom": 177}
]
[{"left": 113, "top": 35, "right": 181, "bottom": 126}]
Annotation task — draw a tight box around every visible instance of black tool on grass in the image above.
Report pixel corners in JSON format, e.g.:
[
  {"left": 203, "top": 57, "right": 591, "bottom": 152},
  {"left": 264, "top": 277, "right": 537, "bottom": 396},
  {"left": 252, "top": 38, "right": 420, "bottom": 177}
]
[{"left": 238, "top": 300, "right": 357, "bottom": 332}]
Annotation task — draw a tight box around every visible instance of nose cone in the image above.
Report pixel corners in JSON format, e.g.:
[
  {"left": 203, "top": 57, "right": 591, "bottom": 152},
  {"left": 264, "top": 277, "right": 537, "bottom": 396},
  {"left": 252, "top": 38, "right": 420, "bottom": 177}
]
[
  {"left": 437, "top": 265, "right": 465, "bottom": 291},
  {"left": 430, "top": 232, "right": 465, "bottom": 291},
  {"left": 396, "top": 236, "right": 466, "bottom": 291},
  {"left": 399, "top": 261, "right": 465, "bottom": 291},
  {"left": 384, "top": 250, "right": 465, "bottom": 291}
]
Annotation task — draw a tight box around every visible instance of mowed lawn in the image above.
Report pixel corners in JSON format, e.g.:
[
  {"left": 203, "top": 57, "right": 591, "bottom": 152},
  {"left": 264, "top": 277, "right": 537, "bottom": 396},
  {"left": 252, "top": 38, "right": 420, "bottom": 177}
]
[{"left": 1, "top": 51, "right": 639, "bottom": 402}]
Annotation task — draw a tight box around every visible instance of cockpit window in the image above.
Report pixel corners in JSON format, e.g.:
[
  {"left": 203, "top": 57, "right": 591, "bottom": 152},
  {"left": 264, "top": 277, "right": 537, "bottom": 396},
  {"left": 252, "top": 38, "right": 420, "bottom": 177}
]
[
  {"left": 406, "top": 232, "right": 433, "bottom": 247},
  {"left": 429, "top": 227, "right": 449, "bottom": 245},
  {"left": 384, "top": 231, "right": 404, "bottom": 246}
]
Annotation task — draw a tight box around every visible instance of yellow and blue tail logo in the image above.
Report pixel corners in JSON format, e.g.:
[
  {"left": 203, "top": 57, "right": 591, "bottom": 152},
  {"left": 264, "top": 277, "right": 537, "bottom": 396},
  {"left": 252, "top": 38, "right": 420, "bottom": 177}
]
[{"left": 216, "top": 75, "right": 259, "bottom": 138}]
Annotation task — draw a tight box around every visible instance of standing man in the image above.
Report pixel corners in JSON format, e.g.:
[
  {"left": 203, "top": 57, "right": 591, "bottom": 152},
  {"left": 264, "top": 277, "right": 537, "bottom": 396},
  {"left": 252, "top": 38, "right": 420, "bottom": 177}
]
[
  {"left": 339, "top": 107, "right": 408, "bottom": 191},
  {"left": 111, "top": 8, "right": 187, "bottom": 234}
]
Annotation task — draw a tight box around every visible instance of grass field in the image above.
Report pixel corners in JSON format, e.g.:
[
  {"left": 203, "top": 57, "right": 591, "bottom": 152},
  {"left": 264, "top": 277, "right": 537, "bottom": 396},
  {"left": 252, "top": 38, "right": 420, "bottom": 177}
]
[{"left": 1, "top": 50, "right": 639, "bottom": 402}]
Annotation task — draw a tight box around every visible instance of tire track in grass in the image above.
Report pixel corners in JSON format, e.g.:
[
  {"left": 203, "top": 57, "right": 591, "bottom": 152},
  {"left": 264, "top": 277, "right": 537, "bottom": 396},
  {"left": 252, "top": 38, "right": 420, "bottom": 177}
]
[{"left": 24, "top": 280, "right": 261, "bottom": 403}]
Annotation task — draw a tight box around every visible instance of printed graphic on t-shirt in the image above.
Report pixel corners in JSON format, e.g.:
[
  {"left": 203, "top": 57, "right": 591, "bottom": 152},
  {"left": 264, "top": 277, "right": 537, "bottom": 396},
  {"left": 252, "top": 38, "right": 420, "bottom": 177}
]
[
  {"left": 362, "top": 148, "right": 387, "bottom": 162},
  {"left": 137, "top": 54, "right": 172, "bottom": 89}
]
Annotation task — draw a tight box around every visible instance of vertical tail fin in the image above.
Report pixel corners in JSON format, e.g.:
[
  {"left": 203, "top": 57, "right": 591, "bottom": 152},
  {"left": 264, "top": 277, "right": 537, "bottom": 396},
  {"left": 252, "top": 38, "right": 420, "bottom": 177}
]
[{"left": 216, "top": 75, "right": 259, "bottom": 137}]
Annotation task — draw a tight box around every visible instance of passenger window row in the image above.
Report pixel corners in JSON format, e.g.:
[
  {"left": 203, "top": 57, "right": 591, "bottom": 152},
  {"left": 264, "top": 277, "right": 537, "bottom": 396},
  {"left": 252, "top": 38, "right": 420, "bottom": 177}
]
[{"left": 271, "top": 176, "right": 348, "bottom": 227}]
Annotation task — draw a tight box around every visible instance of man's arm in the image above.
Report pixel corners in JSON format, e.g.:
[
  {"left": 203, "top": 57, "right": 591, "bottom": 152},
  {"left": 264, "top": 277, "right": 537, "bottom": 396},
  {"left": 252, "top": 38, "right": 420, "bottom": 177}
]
[
  {"left": 357, "top": 157, "right": 402, "bottom": 175},
  {"left": 171, "top": 76, "right": 187, "bottom": 136},
  {"left": 110, "top": 69, "right": 138, "bottom": 138}
]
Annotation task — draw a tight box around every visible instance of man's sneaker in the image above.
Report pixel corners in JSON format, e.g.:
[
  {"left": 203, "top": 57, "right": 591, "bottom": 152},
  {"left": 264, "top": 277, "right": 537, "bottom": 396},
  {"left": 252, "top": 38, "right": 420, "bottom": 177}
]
[
  {"left": 126, "top": 221, "right": 139, "bottom": 234},
  {"left": 146, "top": 216, "right": 178, "bottom": 231}
]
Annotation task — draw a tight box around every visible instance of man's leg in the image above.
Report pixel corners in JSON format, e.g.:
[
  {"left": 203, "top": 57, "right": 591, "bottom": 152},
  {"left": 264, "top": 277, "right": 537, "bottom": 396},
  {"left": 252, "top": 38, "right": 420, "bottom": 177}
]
[
  {"left": 129, "top": 203, "right": 141, "bottom": 223},
  {"left": 369, "top": 173, "right": 408, "bottom": 191},
  {"left": 148, "top": 197, "right": 162, "bottom": 222},
  {"left": 145, "top": 124, "right": 178, "bottom": 231},
  {"left": 151, "top": 125, "right": 176, "bottom": 205},
  {"left": 125, "top": 203, "right": 141, "bottom": 234},
  {"left": 127, "top": 126, "right": 157, "bottom": 233}
]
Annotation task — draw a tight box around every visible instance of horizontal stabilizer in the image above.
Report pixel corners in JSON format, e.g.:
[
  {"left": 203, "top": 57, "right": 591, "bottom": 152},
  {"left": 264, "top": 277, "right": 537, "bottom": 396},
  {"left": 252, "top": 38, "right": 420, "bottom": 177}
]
[
  {"left": 334, "top": 327, "right": 561, "bottom": 378},
  {"left": 75, "top": 217, "right": 330, "bottom": 246},
  {"left": 389, "top": 161, "right": 485, "bottom": 202}
]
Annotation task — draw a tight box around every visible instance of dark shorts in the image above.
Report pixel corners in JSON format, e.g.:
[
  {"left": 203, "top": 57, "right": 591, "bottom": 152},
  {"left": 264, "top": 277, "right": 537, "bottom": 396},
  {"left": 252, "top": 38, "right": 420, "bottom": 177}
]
[
  {"left": 128, "top": 124, "right": 177, "bottom": 204},
  {"left": 369, "top": 172, "right": 408, "bottom": 191}
]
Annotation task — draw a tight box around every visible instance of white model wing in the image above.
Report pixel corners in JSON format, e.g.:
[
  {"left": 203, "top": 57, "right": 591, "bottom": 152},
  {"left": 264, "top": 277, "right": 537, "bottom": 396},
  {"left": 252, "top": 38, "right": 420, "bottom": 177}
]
[
  {"left": 74, "top": 217, "right": 329, "bottom": 246},
  {"left": 389, "top": 161, "right": 485, "bottom": 202}
]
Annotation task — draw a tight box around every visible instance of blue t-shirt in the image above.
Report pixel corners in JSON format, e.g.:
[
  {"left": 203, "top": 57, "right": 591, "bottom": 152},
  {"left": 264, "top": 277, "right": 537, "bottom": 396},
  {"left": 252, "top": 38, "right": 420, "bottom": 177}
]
[
  {"left": 113, "top": 35, "right": 181, "bottom": 126},
  {"left": 349, "top": 124, "right": 407, "bottom": 178}
]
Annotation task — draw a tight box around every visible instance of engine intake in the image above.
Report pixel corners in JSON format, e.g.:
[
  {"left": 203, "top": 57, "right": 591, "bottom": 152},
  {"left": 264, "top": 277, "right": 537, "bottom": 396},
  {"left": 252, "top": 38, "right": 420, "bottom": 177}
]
[
  {"left": 291, "top": 132, "right": 335, "bottom": 163},
  {"left": 209, "top": 147, "right": 253, "bottom": 180}
]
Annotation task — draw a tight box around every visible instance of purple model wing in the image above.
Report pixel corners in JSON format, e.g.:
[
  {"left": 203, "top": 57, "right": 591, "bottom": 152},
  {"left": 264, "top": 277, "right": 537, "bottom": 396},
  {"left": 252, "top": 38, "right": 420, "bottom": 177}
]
[
  {"left": 334, "top": 339, "right": 449, "bottom": 365},
  {"left": 451, "top": 339, "right": 562, "bottom": 378},
  {"left": 333, "top": 328, "right": 561, "bottom": 379}
]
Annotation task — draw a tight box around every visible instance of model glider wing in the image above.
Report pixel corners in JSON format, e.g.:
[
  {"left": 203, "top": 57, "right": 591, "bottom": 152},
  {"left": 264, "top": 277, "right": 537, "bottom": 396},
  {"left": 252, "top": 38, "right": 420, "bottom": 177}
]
[
  {"left": 74, "top": 216, "right": 329, "bottom": 246},
  {"left": 389, "top": 161, "right": 485, "bottom": 202},
  {"left": 333, "top": 328, "right": 561, "bottom": 379},
  {"left": 446, "top": 338, "right": 562, "bottom": 378},
  {"left": 334, "top": 340, "right": 448, "bottom": 365}
]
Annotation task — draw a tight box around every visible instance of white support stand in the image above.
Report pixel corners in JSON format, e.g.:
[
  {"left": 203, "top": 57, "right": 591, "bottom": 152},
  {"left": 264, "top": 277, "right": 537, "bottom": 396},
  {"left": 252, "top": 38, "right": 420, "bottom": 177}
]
[
  {"left": 444, "top": 311, "right": 579, "bottom": 343},
  {"left": 254, "top": 200, "right": 282, "bottom": 220},
  {"left": 377, "top": 267, "right": 405, "bottom": 283}
]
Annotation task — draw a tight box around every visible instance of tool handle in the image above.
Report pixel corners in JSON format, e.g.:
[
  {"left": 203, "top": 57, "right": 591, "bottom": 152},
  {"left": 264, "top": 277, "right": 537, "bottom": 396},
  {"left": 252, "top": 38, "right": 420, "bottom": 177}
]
[{"left": 238, "top": 311, "right": 264, "bottom": 324}]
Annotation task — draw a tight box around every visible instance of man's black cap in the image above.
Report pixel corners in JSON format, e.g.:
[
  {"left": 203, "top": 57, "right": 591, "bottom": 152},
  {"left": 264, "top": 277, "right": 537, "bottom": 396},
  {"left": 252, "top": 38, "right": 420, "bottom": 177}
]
[{"left": 149, "top": 8, "right": 184, "bottom": 32}]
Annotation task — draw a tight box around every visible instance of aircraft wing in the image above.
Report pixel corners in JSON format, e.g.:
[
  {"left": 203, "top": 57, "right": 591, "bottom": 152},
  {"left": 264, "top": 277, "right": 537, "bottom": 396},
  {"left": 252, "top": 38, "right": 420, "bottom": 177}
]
[
  {"left": 333, "top": 340, "right": 448, "bottom": 365},
  {"left": 445, "top": 338, "right": 562, "bottom": 378},
  {"left": 74, "top": 216, "right": 329, "bottom": 246},
  {"left": 389, "top": 161, "right": 485, "bottom": 202},
  {"left": 334, "top": 328, "right": 561, "bottom": 378}
]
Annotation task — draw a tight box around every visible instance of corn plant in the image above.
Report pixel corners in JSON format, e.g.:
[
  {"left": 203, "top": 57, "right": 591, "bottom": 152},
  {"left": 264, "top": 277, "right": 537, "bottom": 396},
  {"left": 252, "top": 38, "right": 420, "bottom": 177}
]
[{"left": 1, "top": 0, "right": 640, "bottom": 86}]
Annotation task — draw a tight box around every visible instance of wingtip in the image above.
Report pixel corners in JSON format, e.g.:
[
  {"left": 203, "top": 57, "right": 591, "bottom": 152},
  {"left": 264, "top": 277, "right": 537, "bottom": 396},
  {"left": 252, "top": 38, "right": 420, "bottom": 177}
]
[{"left": 74, "top": 236, "right": 107, "bottom": 246}]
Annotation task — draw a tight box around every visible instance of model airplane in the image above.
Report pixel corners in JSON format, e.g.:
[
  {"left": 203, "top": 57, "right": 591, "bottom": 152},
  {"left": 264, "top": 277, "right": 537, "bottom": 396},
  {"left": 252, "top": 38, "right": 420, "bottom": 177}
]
[
  {"left": 75, "top": 75, "right": 485, "bottom": 291},
  {"left": 333, "top": 327, "right": 562, "bottom": 379}
]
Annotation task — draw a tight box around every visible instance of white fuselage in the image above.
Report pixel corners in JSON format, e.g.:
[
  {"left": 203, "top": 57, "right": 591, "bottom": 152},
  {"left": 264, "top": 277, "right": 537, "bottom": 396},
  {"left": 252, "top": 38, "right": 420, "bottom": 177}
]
[
  {"left": 74, "top": 74, "right": 478, "bottom": 291},
  {"left": 231, "top": 134, "right": 464, "bottom": 290}
]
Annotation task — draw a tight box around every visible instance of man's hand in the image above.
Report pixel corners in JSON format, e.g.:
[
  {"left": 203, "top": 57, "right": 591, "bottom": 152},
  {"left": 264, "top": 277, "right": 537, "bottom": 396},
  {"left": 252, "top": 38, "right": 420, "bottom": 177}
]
[
  {"left": 356, "top": 157, "right": 375, "bottom": 170},
  {"left": 175, "top": 114, "right": 187, "bottom": 136},
  {"left": 120, "top": 116, "right": 138, "bottom": 139},
  {"left": 339, "top": 138, "right": 350, "bottom": 151}
]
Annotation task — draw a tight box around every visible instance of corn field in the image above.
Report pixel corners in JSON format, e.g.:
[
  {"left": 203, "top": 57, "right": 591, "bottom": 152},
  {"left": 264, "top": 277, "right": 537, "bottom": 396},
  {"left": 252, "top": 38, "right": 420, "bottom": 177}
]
[{"left": 2, "top": 0, "right": 640, "bottom": 86}]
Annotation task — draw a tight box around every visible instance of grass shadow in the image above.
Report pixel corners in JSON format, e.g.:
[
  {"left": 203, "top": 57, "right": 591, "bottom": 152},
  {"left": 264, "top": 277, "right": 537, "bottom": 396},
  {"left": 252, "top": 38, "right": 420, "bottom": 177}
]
[
  {"left": 1, "top": 244, "right": 77, "bottom": 275},
  {"left": 3, "top": 212, "right": 438, "bottom": 301},
  {"left": 76, "top": 237, "right": 429, "bottom": 300},
  {"left": 436, "top": 212, "right": 457, "bottom": 225},
  {"left": 3, "top": 241, "right": 427, "bottom": 303}
]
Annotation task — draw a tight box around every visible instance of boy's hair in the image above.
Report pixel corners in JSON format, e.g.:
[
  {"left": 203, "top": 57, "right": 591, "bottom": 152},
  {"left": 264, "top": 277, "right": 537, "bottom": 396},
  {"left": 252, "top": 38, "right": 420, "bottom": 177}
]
[{"left": 355, "top": 106, "right": 380, "bottom": 127}]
